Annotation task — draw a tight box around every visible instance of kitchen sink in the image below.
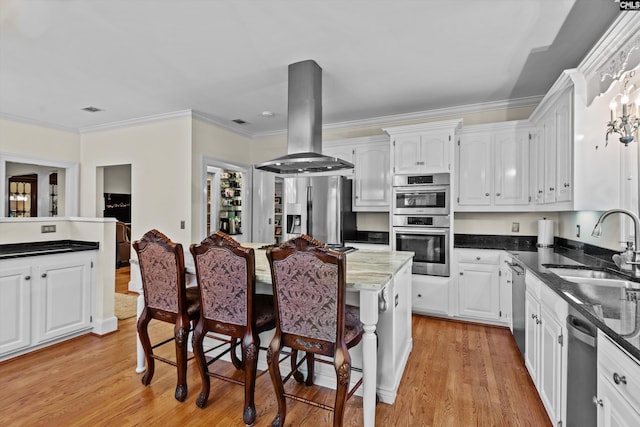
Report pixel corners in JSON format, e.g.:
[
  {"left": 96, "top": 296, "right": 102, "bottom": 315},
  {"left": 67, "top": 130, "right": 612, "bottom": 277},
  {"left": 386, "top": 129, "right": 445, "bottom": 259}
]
[{"left": 546, "top": 266, "right": 640, "bottom": 289}]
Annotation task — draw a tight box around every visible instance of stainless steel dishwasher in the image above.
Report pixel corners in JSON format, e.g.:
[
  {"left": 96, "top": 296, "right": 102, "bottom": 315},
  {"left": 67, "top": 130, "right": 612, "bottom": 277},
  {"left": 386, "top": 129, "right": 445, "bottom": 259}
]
[
  {"left": 566, "top": 306, "right": 597, "bottom": 427},
  {"left": 506, "top": 259, "right": 526, "bottom": 356}
]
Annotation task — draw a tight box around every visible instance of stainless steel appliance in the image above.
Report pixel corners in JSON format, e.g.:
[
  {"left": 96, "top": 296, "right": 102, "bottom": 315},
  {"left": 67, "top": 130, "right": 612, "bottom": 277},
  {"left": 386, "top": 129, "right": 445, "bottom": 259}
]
[
  {"left": 566, "top": 306, "right": 597, "bottom": 427},
  {"left": 506, "top": 259, "right": 526, "bottom": 357},
  {"left": 284, "top": 175, "right": 356, "bottom": 247},
  {"left": 392, "top": 215, "right": 450, "bottom": 276},
  {"left": 392, "top": 173, "right": 450, "bottom": 215}
]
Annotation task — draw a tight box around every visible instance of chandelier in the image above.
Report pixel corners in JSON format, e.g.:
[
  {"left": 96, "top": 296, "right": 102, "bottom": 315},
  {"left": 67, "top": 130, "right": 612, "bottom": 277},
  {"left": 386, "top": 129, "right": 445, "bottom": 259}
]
[{"left": 607, "top": 71, "right": 640, "bottom": 146}]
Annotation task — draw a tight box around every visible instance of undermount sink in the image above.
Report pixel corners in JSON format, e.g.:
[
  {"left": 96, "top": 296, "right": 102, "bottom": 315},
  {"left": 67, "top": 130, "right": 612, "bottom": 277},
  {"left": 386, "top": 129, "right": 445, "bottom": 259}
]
[{"left": 546, "top": 266, "right": 640, "bottom": 289}]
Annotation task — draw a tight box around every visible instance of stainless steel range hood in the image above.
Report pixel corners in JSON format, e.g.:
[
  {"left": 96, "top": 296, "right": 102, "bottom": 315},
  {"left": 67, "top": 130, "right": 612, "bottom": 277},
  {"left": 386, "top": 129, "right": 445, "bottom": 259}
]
[{"left": 255, "top": 60, "right": 354, "bottom": 174}]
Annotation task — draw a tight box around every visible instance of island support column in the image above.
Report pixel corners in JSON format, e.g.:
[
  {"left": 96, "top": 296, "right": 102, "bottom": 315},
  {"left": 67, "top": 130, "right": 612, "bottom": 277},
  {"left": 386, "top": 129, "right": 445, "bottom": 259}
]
[{"left": 359, "top": 288, "right": 380, "bottom": 427}]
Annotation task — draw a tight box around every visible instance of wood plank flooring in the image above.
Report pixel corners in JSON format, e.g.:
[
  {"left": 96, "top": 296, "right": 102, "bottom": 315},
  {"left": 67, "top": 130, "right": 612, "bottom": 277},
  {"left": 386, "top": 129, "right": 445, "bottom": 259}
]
[{"left": 0, "top": 266, "right": 550, "bottom": 426}]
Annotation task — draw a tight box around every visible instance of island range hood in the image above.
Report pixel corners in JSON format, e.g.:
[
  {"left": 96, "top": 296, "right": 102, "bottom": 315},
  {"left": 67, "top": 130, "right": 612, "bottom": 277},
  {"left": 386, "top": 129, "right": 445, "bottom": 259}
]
[{"left": 255, "top": 60, "right": 354, "bottom": 174}]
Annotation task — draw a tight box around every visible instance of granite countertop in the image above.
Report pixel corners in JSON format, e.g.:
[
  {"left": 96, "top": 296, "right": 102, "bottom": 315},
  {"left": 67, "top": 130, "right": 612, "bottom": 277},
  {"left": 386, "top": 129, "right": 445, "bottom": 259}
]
[
  {"left": 0, "top": 240, "right": 100, "bottom": 260},
  {"left": 244, "top": 243, "right": 414, "bottom": 292},
  {"left": 455, "top": 235, "right": 640, "bottom": 361}
]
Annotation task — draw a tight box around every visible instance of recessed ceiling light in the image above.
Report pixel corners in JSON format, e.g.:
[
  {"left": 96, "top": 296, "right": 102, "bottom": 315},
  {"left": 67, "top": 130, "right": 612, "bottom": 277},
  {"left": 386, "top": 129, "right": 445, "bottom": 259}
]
[{"left": 82, "top": 106, "right": 103, "bottom": 113}]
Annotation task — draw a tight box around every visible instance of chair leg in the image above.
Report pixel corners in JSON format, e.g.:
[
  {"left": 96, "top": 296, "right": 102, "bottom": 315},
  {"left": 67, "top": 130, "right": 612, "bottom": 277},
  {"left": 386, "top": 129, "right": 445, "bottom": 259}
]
[
  {"left": 230, "top": 337, "right": 244, "bottom": 370},
  {"left": 267, "top": 336, "right": 287, "bottom": 427},
  {"left": 242, "top": 335, "right": 259, "bottom": 425},
  {"left": 137, "top": 309, "right": 155, "bottom": 386},
  {"left": 192, "top": 321, "right": 211, "bottom": 409},
  {"left": 174, "top": 318, "right": 190, "bottom": 402},
  {"left": 305, "top": 352, "right": 315, "bottom": 386},
  {"left": 333, "top": 350, "right": 351, "bottom": 427},
  {"left": 291, "top": 349, "right": 304, "bottom": 383}
]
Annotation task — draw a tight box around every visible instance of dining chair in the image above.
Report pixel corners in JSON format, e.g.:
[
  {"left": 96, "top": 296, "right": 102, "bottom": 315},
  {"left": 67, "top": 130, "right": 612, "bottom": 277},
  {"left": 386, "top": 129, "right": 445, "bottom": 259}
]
[
  {"left": 133, "top": 229, "right": 200, "bottom": 402},
  {"left": 190, "top": 231, "right": 276, "bottom": 425},
  {"left": 266, "top": 234, "right": 364, "bottom": 427}
]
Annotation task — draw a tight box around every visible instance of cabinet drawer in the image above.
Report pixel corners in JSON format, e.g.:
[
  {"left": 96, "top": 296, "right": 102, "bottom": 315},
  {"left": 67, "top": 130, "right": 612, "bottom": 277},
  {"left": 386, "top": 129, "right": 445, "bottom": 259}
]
[
  {"left": 456, "top": 249, "right": 500, "bottom": 264},
  {"left": 598, "top": 332, "right": 640, "bottom": 410}
]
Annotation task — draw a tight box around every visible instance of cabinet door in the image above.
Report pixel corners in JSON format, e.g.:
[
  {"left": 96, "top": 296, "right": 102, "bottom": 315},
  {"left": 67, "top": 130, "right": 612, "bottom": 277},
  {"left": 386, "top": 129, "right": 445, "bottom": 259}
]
[
  {"left": 393, "top": 135, "right": 422, "bottom": 174},
  {"left": 353, "top": 142, "right": 390, "bottom": 210},
  {"left": 458, "top": 263, "right": 500, "bottom": 320},
  {"left": 500, "top": 261, "right": 513, "bottom": 327},
  {"left": 412, "top": 274, "right": 450, "bottom": 316},
  {"left": 524, "top": 291, "right": 540, "bottom": 382},
  {"left": 538, "top": 304, "right": 564, "bottom": 425},
  {"left": 530, "top": 129, "right": 545, "bottom": 204},
  {"left": 555, "top": 90, "right": 572, "bottom": 203},
  {"left": 33, "top": 254, "right": 93, "bottom": 343},
  {"left": 493, "top": 130, "right": 529, "bottom": 205},
  {"left": 0, "top": 265, "right": 31, "bottom": 356},
  {"left": 421, "top": 131, "right": 451, "bottom": 173},
  {"left": 251, "top": 169, "right": 275, "bottom": 243},
  {"left": 543, "top": 109, "right": 557, "bottom": 203},
  {"left": 457, "top": 133, "right": 492, "bottom": 205},
  {"left": 597, "top": 372, "right": 640, "bottom": 427}
]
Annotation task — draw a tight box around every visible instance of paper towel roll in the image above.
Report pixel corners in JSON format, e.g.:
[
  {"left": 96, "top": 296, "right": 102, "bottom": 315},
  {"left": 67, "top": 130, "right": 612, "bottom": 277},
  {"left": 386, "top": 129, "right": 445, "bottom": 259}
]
[{"left": 537, "top": 219, "right": 554, "bottom": 247}]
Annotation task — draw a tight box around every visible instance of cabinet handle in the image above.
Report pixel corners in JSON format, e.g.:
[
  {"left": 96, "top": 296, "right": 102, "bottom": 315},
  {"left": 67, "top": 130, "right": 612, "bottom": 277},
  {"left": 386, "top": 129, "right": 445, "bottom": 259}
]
[
  {"left": 476, "top": 256, "right": 481, "bottom": 260},
  {"left": 459, "top": 272, "right": 464, "bottom": 276},
  {"left": 531, "top": 314, "right": 537, "bottom": 319},
  {"left": 536, "top": 318, "right": 541, "bottom": 325},
  {"left": 592, "top": 396, "right": 603, "bottom": 407},
  {"left": 538, "top": 190, "right": 543, "bottom": 194},
  {"left": 613, "top": 372, "right": 627, "bottom": 385},
  {"left": 549, "top": 187, "right": 555, "bottom": 191},
  {"left": 485, "top": 193, "right": 490, "bottom": 197},
  {"left": 24, "top": 275, "right": 31, "bottom": 280},
  {"left": 496, "top": 193, "right": 501, "bottom": 197},
  {"left": 417, "top": 294, "right": 422, "bottom": 298},
  {"left": 41, "top": 273, "right": 47, "bottom": 278},
  {"left": 564, "top": 183, "right": 570, "bottom": 188}
]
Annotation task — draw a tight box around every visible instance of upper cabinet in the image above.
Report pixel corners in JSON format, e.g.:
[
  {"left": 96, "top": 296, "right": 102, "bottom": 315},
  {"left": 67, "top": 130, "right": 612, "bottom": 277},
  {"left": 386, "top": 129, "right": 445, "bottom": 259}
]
[
  {"left": 529, "top": 69, "right": 620, "bottom": 211},
  {"left": 384, "top": 120, "right": 462, "bottom": 175},
  {"left": 323, "top": 135, "right": 390, "bottom": 212},
  {"left": 456, "top": 121, "right": 532, "bottom": 211}
]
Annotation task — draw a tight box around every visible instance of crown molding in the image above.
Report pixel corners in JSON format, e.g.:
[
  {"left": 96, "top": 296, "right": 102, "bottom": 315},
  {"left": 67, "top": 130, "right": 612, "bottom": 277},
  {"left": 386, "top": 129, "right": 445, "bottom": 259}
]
[
  {"left": 0, "top": 112, "right": 79, "bottom": 134},
  {"left": 191, "top": 110, "right": 254, "bottom": 137},
  {"left": 78, "top": 110, "right": 193, "bottom": 133},
  {"left": 252, "top": 96, "right": 542, "bottom": 139}
]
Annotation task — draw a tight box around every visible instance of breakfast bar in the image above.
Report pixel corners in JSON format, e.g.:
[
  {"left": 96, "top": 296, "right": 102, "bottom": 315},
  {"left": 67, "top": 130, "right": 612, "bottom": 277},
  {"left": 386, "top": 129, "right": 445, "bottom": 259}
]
[{"left": 135, "top": 245, "right": 414, "bottom": 427}]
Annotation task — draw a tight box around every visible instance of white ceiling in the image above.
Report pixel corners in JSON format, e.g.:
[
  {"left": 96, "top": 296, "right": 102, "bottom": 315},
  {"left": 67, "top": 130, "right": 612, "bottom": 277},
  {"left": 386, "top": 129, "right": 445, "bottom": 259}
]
[{"left": 0, "top": 0, "right": 620, "bottom": 136}]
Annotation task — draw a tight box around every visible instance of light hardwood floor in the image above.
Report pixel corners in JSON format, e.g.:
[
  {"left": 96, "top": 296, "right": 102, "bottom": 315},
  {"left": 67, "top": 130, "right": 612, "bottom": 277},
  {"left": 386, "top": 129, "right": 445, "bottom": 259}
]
[{"left": 0, "top": 268, "right": 551, "bottom": 426}]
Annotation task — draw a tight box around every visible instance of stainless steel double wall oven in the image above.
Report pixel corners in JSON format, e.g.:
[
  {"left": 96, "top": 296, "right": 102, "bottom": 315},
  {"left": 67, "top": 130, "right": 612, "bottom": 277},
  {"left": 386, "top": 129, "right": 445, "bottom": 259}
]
[{"left": 392, "top": 174, "right": 451, "bottom": 276}]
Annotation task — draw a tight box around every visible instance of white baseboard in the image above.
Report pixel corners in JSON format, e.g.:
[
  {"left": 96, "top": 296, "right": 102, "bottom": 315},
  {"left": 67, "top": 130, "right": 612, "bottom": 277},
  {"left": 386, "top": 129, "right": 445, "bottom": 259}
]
[{"left": 92, "top": 316, "right": 118, "bottom": 335}]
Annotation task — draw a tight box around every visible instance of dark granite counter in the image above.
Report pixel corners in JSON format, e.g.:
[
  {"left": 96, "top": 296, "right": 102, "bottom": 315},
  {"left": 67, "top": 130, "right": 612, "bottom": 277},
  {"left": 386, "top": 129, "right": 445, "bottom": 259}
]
[
  {"left": 455, "top": 234, "right": 640, "bottom": 361},
  {"left": 0, "top": 240, "right": 99, "bottom": 260}
]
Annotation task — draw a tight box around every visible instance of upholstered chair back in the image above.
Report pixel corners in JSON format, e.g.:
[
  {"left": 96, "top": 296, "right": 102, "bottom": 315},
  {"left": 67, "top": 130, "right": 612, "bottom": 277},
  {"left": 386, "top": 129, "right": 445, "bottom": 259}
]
[
  {"left": 134, "top": 229, "right": 185, "bottom": 314},
  {"left": 192, "top": 241, "right": 248, "bottom": 326}
]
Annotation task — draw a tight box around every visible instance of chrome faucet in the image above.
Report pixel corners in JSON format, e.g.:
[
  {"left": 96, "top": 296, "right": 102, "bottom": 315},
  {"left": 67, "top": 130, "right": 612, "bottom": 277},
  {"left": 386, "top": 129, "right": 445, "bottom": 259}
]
[{"left": 592, "top": 209, "right": 640, "bottom": 275}]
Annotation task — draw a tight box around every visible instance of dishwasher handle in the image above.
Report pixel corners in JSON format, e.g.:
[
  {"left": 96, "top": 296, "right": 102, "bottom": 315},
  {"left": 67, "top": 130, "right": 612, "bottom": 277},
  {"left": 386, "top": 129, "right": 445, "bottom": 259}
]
[
  {"left": 567, "top": 314, "right": 597, "bottom": 348},
  {"left": 505, "top": 260, "right": 525, "bottom": 275}
]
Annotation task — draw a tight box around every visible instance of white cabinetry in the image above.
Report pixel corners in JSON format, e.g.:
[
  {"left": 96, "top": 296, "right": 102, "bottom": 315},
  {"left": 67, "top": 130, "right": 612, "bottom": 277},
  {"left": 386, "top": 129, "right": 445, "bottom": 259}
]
[
  {"left": 456, "top": 121, "right": 531, "bottom": 210},
  {"left": 524, "top": 272, "right": 567, "bottom": 426},
  {"left": 353, "top": 141, "right": 390, "bottom": 210},
  {"left": 456, "top": 249, "right": 501, "bottom": 322},
  {"left": 323, "top": 135, "right": 390, "bottom": 212},
  {"left": 0, "top": 265, "right": 31, "bottom": 355},
  {"left": 0, "top": 251, "right": 95, "bottom": 361},
  {"left": 411, "top": 274, "right": 450, "bottom": 317},
  {"left": 596, "top": 331, "right": 640, "bottom": 427},
  {"left": 384, "top": 119, "right": 462, "bottom": 175}
]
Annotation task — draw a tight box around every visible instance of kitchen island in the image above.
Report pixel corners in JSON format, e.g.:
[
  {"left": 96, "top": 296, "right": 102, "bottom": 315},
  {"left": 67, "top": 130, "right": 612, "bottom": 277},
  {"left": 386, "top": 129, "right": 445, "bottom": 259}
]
[{"left": 135, "top": 244, "right": 414, "bottom": 427}]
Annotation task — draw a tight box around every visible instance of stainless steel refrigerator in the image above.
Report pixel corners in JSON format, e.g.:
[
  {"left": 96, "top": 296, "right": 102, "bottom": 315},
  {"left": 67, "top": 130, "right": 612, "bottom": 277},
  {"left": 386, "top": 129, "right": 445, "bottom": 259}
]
[{"left": 284, "top": 175, "right": 356, "bottom": 246}]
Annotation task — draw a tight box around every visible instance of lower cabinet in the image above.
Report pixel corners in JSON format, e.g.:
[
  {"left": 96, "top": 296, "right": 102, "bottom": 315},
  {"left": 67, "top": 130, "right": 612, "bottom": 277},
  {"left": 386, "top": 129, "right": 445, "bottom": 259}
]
[
  {"left": 524, "top": 272, "right": 567, "bottom": 427},
  {"left": 0, "top": 251, "right": 95, "bottom": 360},
  {"left": 596, "top": 331, "right": 640, "bottom": 426},
  {"left": 412, "top": 274, "right": 450, "bottom": 317}
]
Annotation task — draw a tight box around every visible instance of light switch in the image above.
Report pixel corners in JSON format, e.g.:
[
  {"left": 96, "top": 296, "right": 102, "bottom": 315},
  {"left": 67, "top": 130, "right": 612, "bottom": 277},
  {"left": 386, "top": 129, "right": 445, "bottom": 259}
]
[
  {"left": 180, "top": 220, "right": 185, "bottom": 230},
  {"left": 511, "top": 222, "right": 519, "bottom": 232}
]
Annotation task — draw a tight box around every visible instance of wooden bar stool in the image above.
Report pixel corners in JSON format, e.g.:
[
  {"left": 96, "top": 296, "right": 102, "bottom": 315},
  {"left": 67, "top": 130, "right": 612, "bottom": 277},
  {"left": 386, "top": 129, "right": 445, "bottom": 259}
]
[
  {"left": 190, "top": 231, "right": 275, "bottom": 425},
  {"left": 266, "top": 234, "right": 364, "bottom": 427},
  {"left": 133, "top": 229, "right": 200, "bottom": 402}
]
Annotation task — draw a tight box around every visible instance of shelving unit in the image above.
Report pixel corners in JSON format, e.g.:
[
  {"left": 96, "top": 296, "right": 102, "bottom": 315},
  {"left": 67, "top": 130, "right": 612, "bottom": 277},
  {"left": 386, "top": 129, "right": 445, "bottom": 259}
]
[
  {"left": 274, "top": 178, "right": 283, "bottom": 243},
  {"left": 219, "top": 170, "right": 242, "bottom": 235}
]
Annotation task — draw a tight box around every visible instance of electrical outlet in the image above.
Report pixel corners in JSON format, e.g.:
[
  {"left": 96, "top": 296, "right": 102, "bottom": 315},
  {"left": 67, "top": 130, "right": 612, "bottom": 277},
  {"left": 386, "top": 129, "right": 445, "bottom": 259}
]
[
  {"left": 41, "top": 225, "right": 56, "bottom": 233},
  {"left": 180, "top": 220, "right": 185, "bottom": 230},
  {"left": 511, "top": 222, "right": 519, "bottom": 233}
]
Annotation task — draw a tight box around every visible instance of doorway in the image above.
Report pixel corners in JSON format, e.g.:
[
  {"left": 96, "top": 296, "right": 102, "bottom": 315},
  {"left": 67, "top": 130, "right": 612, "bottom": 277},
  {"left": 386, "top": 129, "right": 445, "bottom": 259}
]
[{"left": 8, "top": 174, "right": 37, "bottom": 217}]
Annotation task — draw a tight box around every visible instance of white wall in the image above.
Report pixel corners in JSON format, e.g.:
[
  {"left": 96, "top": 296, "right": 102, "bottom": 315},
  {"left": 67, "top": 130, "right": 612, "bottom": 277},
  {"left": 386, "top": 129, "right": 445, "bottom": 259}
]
[
  {"left": 0, "top": 119, "right": 80, "bottom": 162},
  {"left": 80, "top": 116, "right": 192, "bottom": 245},
  {"left": 103, "top": 164, "right": 131, "bottom": 194}
]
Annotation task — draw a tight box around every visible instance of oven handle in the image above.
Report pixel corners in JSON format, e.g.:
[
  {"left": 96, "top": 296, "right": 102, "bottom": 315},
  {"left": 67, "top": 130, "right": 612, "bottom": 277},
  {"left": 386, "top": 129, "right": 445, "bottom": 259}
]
[
  {"left": 393, "top": 227, "right": 450, "bottom": 236},
  {"left": 393, "top": 185, "right": 450, "bottom": 194}
]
